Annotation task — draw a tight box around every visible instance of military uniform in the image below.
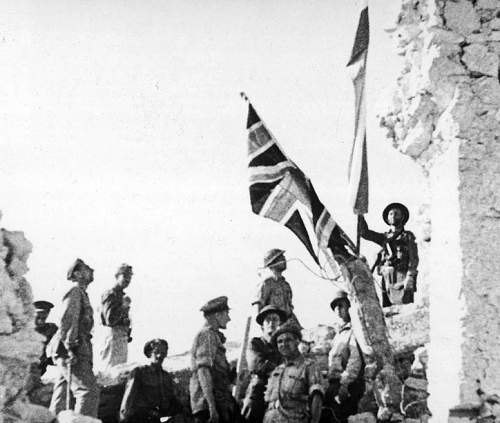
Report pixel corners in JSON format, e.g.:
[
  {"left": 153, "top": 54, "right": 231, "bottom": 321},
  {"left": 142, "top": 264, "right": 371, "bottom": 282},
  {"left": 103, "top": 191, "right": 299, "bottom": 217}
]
[
  {"left": 253, "top": 249, "right": 300, "bottom": 326},
  {"left": 360, "top": 203, "right": 419, "bottom": 306},
  {"left": 47, "top": 259, "right": 99, "bottom": 417},
  {"left": 243, "top": 305, "right": 287, "bottom": 423},
  {"left": 100, "top": 285, "right": 131, "bottom": 368},
  {"left": 263, "top": 355, "right": 324, "bottom": 423},
  {"left": 324, "top": 322, "right": 364, "bottom": 422},
  {"left": 36, "top": 322, "right": 58, "bottom": 375},
  {"left": 189, "top": 296, "right": 238, "bottom": 423},
  {"left": 120, "top": 365, "right": 182, "bottom": 422}
]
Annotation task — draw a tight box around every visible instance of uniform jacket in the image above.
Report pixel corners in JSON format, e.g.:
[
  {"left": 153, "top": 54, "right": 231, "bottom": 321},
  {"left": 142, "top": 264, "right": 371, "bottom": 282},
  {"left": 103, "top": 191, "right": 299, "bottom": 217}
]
[
  {"left": 328, "top": 322, "right": 363, "bottom": 387},
  {"left": 120, "top": 364, "right": 182, "bottom": 421},
  {"left": 47, "top": 286, "right": 94, "bottom": 360},
  {"left": 100, "top": 286, "right": 130, "bottom": 328},
  {"left": 253, "top": 275, "right": 293, "bottom": 317},
  {"left": 189, "top": 324, "right": 233, "bottom": 414}
]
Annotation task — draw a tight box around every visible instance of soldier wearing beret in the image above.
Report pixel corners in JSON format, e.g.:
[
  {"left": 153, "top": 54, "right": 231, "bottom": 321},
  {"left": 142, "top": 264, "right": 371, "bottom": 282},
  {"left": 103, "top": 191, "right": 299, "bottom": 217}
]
[
  {"left": 323, "top": 290, "right": 364, "bottom": 423},
  {"left": 120, "top": 339, "right": 183, "bottom": 423},
  {"left": 359, "top": 203, "right": 419, "bottom": 307},
  {"left": 242, "top": 305, "right": 287, "bottom": 423},
  {"left": 252, "top": 249, "right": 301, "bottom": 327},
  {"left": 263, "top": 321, "right": 323, "bottom": 423},
  {"left": 189, "top": 296, "right": 239, "bottom": 423},
  {"left": 100, "top": 263, "right": 133, "bottom": 369},
  {"left": 47, "top": 258, "right": 100, "bottom": 417},
  {"left": 34, "top": 300, "right": 58, "bottom": 375}
]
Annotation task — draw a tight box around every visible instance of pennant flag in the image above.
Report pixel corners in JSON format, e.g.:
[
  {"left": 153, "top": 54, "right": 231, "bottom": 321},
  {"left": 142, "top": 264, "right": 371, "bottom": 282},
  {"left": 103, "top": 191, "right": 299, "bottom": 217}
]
[
  {"left": 246, "top": 103, "right": 356, "bottom": 270},
  {"left": 347, "top": 1, "right": 369, "bottom": 215}
]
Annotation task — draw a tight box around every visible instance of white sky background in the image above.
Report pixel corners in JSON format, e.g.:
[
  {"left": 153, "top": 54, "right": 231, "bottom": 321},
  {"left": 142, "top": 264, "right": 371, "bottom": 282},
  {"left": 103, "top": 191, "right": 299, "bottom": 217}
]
[{"left": 0, "top": 0, "right": 426, "bottom": 366}]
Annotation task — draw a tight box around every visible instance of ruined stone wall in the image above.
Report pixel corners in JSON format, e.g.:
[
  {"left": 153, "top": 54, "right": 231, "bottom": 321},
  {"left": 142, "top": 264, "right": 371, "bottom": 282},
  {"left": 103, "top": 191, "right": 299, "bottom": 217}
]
[
  {"left": 0, "top": 213, "right": 51, "bottom": 423},
  {"left": 381, "top": 0, "right": 500, "bottom": 421}
]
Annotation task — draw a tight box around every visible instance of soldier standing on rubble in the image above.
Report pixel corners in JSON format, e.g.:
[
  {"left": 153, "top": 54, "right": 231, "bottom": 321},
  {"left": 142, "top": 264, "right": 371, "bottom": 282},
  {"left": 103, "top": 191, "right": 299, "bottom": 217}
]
[
  {"left": 189, "top": 296, "right": 240, "bottom": 423},
  {"left": 359, "top": 202, "right": 419, "bottom": 307},
  {"left": 100, "top": 263, "right": 133, "bottom": 369},
  {"left": 47, "top": 258, "right": 100, "bottom": 417},
  {"left": 241, "top": 305, "right": 287, "bottom": 423},
  {"left": 252, "top": 249, "right": 301, "bottom": 327},
  {"left": 323, "top": 290, "right": 364, "bottom": 423},
  {"left": 263, "top": 320, "right": 323, "bottom": 423}
]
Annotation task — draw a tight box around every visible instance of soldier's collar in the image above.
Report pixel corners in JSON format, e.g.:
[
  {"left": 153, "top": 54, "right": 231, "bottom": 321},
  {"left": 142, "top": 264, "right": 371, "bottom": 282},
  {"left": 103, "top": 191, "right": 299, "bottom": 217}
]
[{"left": 284, "top": 353, "right": 304, "bottom": 366}]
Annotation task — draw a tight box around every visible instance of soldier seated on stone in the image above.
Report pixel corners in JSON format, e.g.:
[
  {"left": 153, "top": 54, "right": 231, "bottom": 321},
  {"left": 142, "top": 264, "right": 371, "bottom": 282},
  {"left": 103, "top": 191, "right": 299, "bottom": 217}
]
[
  {"left": 252, "top": 249, "right": 301, "bottom": 327},
  {"left": 34, "top": 300, "right": 58, "bottom": 376},
  {"left": 323, "top": 290, "right": 364, "bottom": 423},
  {"left": 359, "top": 202, "right": 419, "bottom": 307},
  {"left": 120, "top": 339, "right": 183, "bottom": 423},
  {"left": 242, "top": 305, "right": 287, "bottom": 423},
  {"left": 263, "top": 321, "right": 323, "bottom": 423}
]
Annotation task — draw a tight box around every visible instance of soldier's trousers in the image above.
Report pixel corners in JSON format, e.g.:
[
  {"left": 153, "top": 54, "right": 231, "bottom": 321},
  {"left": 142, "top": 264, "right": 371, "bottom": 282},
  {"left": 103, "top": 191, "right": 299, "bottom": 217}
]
[
  {"left": 100, "top": 325, "right": 129, "bottom": 368},
  {"left": 49, "top": 357, "right": 100, "bottom": 417}
]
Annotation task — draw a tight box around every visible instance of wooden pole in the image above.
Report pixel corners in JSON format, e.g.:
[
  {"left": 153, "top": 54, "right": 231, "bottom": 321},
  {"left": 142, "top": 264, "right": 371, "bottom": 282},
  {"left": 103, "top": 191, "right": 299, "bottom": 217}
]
[
  {"left": 232, "top": 315, "right": 252, "bottom": 400},
  {"left": 356, "top": 214, "right": 362, "bottom": 254}
]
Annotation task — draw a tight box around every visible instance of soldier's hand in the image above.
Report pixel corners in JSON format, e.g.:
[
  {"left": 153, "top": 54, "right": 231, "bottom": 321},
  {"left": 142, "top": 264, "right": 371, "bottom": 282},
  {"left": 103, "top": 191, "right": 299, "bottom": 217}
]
[
  {"left": 241, "top": 398, "right": 253, "bottom": 419},
  {"left": 208, "top": 405, "right": 219, "bottom": 423},
  {"left": 336, "top": 384, "right": 350, "bottom": 403}
]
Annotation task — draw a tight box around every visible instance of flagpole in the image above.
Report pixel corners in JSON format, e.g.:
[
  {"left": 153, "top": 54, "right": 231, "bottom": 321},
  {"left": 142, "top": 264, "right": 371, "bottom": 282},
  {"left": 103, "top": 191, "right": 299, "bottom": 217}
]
[{"left": 356, "top": 214, "right": 362, "bottom": 254}]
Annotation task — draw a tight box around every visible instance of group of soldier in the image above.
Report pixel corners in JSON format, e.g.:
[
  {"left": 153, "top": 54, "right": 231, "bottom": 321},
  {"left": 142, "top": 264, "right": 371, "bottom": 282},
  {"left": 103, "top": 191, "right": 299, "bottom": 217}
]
[{"left": 31, "top": 202, "right": 419, "bottom": 423}]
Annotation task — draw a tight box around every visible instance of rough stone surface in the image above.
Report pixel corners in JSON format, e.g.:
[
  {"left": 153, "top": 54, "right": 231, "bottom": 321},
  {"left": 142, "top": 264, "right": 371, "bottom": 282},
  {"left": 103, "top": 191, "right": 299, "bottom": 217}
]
[
  {"left": 462, "top": 44, "right": 499, "bottom": 77},
  {"left": 380, "top": 0, "right": 500, "bottom": 421},
  {"left": 0, "top": 216, "right": 46, "bottom": 422}
]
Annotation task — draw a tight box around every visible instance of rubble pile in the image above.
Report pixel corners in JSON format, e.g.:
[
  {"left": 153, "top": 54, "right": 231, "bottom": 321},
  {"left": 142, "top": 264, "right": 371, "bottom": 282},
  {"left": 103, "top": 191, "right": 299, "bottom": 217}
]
[{"left": 0, "top": 213, "right": 54, "bottom": 423}]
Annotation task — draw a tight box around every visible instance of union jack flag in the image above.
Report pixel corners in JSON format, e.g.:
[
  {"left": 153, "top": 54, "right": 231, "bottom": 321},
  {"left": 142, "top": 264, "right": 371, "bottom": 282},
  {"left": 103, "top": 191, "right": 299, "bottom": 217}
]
[
  {"left": 347, "top": 0, "right": 369, "bottom": 215},
  {"left": 246, "top": 103, "right": 356, "bottom": 270}
]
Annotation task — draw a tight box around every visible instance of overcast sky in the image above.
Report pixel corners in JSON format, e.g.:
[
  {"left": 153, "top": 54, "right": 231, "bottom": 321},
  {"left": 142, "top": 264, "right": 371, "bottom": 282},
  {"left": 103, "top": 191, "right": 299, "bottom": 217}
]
[{"left": 0, "top": 0, "right": 425, "bottom": 366}]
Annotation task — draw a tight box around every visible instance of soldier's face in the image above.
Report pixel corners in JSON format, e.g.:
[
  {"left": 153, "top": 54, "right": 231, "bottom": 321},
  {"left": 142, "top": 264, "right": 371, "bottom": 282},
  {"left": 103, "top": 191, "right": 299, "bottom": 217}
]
[
  {"left": 270, "top": 258, "right": 286, "bottom": 272},
  {"left": 35, "top": 310, "right": 49, "bottom": 326},
  {"left": 276, "top": 333, "right": 299, "bottom": 358},
  {"left": 150, "top": 345, "right": 168, "bottom": 364},
  {"left": 335, "top": 302, "right": 350, "bottom": 323},
  {"left": 262, "top": 313, "right": 281, "bottom": 336},
  {"left": 117, "top": 272, "right": 132, "bottom": 288},
  {"left": 216, "top": 309, "right": 231, "bottom": 329},
  {"left": 387, "top": 208, "right": 402, "bottom": 225}
]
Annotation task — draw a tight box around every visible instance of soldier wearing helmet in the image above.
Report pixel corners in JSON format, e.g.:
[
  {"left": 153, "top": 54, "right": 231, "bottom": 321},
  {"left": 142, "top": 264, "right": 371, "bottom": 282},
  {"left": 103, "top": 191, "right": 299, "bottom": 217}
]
[
  {"left": 252, "top": 249, "right": 301, "bottom": 327},
  {"left": 359, "top": 202, "right": 419, "bottom": 307}
]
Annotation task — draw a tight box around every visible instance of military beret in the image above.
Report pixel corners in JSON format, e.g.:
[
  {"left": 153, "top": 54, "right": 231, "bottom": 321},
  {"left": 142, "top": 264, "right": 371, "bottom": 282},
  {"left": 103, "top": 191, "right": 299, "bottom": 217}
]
[
  {"left": 66, "top": 258, "right": 92, "bottom": 280},
  {"left": 200, "top": 296, "right": 230, "bottom": 315},
  {"left": 33, "top": 300, "right": 54, "bottom": 311},
  {"left": 330, "top": 289, "right": 351, "bottom": 311},
  {"left": 271, "top": 320, "right": 302, "bottom": 345},
  {"left": 383, "top": 202, "right": 409, "bottom": 225},
  {"left": 143, "top": 338, "right": 169, "bottom": 358},
  {"left": 263, "top": 248, "right": 286, "bottom": 268},
  {"left": 256, "top": 305, "right": 288, "bottom": 326},
  {"left": 115, "top": 263, "right": 133, "bottom": 277}
]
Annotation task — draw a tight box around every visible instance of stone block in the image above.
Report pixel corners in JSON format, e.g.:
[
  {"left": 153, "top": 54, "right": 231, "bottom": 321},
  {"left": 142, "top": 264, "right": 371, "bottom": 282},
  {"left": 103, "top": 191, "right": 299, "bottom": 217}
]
[
  {"left": 348, "top": 412, "right": 376, "bottom": 423},
  {"left": 476, "top": 0, "right": 500, "bottom": 9},
  {"left": 57, "top": 411, "right": 101, "bottom": 423},
  {"left": 444, "top": 0, "right": 481, "bottom": 36},
  {"left": 386, "top": 302, "right": 429, "bottom": 354},
  {"left": 9, "top": 400, "right": 55, "bottom": 423},
  {"left": 490, "top": 19, "right": 500, "bottom": 30},
  {"left": 488, "top": 31, "right": 500, "bottom": 42},
  {"left": 463, "top": 44, "right": 499, "bottom": 77}
]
